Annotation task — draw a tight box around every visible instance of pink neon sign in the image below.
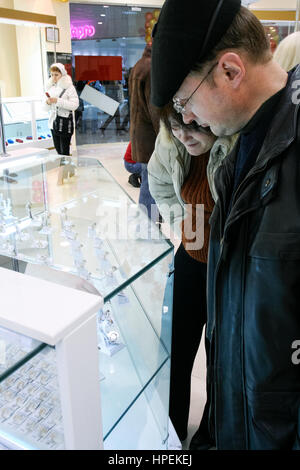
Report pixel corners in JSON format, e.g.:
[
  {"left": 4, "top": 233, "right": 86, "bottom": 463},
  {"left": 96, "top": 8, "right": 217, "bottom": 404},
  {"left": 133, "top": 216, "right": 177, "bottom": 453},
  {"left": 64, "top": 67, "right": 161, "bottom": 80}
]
[{"left": 71, "top": 24, "right": 96, "bottom": 40}]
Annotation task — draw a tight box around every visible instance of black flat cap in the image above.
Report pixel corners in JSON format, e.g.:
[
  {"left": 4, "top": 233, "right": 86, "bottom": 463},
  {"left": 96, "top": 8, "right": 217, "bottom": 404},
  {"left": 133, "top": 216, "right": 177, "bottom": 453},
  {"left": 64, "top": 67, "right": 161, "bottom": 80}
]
[{"left": 151, "top": 0, "right": 241, "bottom": 107}]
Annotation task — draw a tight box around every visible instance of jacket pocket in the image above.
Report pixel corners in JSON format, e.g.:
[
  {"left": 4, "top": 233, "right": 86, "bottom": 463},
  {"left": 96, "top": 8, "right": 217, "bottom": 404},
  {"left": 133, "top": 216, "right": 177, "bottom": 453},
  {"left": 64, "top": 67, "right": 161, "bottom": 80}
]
[
  {"left": 247, "top": 390, "right": 300, "bottom": 449},
  {"left": 244, "top": 233, "right": 300, "bottom": 393},
  {"left": 249, "top": 232, "right": 300, "bottom": 260}
]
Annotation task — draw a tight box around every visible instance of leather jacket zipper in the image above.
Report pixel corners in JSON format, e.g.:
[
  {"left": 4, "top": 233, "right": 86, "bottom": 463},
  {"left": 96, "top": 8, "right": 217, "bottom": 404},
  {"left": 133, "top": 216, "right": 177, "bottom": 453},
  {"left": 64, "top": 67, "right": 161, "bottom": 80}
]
[
  {"left": 212, "top": 161, "right": 269, "bottom": 448},
  {"left": 240, "top": 217, "right": 250, "bottom": 449}
]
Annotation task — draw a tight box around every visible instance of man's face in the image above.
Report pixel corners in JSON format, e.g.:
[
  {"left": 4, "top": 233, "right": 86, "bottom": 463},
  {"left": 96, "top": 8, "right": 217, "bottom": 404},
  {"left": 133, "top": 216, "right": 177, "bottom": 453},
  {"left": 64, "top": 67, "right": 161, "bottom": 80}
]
[{"left": 173, "top": 63, "right": 246, "bottom": 137}]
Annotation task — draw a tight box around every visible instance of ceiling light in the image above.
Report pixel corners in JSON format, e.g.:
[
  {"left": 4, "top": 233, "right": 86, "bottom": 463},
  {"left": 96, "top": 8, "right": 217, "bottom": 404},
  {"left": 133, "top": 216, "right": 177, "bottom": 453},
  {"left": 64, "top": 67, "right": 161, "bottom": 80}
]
[
  {"left": 101, "top": 14, "right": 106, "bottom": 17},
  {"left": 103, "top": 5, "right": 109, "bottom": 7},
  {"left": 98, "top": 22, "right": 103, "bottom": 24}
]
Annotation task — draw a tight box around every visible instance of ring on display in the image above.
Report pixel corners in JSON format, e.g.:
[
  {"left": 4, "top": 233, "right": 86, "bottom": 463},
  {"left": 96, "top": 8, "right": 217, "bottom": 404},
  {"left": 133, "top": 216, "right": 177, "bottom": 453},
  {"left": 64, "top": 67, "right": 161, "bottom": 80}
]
[{"left": 106, "top": 331, "right": 119, "bottom": 344}]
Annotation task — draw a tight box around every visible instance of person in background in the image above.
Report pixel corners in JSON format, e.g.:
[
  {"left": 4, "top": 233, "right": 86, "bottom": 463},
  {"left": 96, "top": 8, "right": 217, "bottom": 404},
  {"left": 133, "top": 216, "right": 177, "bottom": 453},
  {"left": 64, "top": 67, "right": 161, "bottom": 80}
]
[
  {"left": 129, "top": 44, "right": 160, "bottom": 222},
  {"left": 44, "top": 63, "right": 79, "bottom": 160},
  {"left": 151, "top": 0, "right": 300, "bottom": 450},
  {"left": 148, "top": 103, "right": 236, "bottom": 448},
  {"left": 74, "top": 80, "right": 85, "bottom": 131},
  {"left": 123, "top": 142, "right": 142, "bottom": 188},
  {"left": 100, "top": 80, "right": 125, "bottom": 135},
  {"left": 120, "top": 67, "right": 133, "bottom": 132},
  {"left": 273, "top": 31, "right": 300, "bottom": 71}
]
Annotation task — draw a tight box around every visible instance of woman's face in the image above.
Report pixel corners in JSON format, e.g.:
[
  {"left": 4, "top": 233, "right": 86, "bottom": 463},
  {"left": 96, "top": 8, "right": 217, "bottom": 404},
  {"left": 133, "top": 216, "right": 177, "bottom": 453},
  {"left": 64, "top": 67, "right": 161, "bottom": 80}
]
[
  {"left": 169, "top": 118, "right": 217, "bottom": 156},
  {"left": 51, "top": 70, "right": 62, "bottom": 83}
]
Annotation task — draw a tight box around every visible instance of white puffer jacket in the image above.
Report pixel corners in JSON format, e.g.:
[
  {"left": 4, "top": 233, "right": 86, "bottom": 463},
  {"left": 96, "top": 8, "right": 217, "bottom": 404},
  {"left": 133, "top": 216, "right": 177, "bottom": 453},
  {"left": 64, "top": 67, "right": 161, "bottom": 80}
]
[
  {"left": 43, "top": 74, "right": 79, "bottom": 130},
  {"left": 148, "top": 122, "right": 237, "bottom": 238}
]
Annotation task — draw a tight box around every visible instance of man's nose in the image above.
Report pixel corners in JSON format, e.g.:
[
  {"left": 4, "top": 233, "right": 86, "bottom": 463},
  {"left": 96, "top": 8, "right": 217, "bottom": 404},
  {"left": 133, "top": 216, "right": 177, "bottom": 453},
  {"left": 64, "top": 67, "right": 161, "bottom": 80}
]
[{"left": 182, "top": 110, "right": 196, "bottom": 125}]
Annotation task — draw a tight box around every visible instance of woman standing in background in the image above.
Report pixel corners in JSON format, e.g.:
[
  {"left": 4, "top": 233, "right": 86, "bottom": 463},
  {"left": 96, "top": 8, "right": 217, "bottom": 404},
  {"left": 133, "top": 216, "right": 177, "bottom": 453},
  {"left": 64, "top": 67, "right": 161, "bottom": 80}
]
[{"left": 44, "top": 63, "right": 79, "bottom": 159}]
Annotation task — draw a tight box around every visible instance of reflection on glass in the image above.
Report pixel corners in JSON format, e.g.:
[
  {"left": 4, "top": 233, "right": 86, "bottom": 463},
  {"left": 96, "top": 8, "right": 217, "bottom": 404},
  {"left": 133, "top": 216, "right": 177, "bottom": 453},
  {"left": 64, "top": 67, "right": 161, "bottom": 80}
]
[{"left": 34, "top": 100, "right": 52, "bottom": 141}]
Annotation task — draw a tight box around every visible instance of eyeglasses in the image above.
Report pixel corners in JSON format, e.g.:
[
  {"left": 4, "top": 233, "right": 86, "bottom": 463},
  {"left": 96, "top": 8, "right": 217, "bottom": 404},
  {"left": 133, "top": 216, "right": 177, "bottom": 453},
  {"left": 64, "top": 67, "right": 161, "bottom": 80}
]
[
  {"left": 173, "top": 62, "right": 218, "bottom": 115},
  {"left": 170, "top": 120, "right": 212, "bottom": 136}
]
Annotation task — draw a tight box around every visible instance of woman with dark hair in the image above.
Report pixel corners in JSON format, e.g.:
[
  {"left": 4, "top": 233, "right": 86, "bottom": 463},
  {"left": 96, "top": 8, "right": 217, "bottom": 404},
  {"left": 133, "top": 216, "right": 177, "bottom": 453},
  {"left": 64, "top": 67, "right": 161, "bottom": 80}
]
[{"left": 148, "top": 105, "right": 236, "bottom": 448}]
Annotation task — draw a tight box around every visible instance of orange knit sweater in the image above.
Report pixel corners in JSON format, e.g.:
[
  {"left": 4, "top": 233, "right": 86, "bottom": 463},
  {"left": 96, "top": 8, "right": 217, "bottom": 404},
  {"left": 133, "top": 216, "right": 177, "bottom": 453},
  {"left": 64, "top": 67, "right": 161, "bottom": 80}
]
[{"left": 181, "top": 152, "right": 215, "bottom": 263}]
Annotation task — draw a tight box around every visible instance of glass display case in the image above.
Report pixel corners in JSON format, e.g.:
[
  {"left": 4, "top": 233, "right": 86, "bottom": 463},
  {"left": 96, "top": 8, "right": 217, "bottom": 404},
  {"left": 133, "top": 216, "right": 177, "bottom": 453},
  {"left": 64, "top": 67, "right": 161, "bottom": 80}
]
[
  {"left": 0, "top": 266, "right": 103, "bottom": 451},
  {"left": 0, "top": 151, "right": 174, "bottom": 450},
  {"left": 0, "top": 339, "right": 65, "bottom": 450},
  {"left": 1, "top": 97, "right": 53, "bottom": 150}
]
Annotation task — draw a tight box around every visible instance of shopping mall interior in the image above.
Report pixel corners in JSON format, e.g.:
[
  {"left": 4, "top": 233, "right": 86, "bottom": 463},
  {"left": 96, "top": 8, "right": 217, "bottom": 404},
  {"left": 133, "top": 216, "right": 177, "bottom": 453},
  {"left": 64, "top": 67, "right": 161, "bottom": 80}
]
[{"left": 0, "top": 0, "right": 298, "bottom": 452}]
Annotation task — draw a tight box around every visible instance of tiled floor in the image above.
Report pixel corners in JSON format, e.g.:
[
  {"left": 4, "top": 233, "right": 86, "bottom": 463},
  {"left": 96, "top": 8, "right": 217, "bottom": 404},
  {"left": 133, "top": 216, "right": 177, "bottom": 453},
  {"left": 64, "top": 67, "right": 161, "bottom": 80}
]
[{"left": 73, "top": 142, "right": 207, "bottom": 450}]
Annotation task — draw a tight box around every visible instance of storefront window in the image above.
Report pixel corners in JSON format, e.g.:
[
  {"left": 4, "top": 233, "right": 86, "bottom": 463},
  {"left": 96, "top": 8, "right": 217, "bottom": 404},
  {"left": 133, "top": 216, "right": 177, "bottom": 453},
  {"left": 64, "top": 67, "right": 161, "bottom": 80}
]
[{"left": 70, "top": 4, "right": 160, "bottom": 145}]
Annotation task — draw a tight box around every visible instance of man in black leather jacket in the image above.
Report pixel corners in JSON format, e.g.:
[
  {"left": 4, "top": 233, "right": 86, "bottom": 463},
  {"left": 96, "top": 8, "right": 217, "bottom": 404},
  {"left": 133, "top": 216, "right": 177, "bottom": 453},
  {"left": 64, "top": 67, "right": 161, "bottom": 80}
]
[{"left": 151, "top": 0, "right": 300, "bottom": 450}]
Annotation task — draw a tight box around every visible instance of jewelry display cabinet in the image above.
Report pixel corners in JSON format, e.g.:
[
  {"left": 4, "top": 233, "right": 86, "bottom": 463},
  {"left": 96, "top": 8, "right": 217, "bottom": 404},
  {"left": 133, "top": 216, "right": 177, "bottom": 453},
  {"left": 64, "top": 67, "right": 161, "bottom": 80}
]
[
  {"left": 0, "top": 151, "right": 174, "bottom": 450},
  {"left": 0, "top": 267, "right": 103, "bottom": 450},
  {"left": 0, "top": 268, "right": 103, "bottom": 450},
  {"left": 2, "top": 97, "right": 53, "bottom": 151}
]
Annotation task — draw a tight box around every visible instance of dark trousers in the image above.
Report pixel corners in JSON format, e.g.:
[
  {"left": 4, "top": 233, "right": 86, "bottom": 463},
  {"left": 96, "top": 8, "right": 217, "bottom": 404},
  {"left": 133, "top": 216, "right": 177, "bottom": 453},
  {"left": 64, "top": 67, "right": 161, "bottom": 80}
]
[
  {"left": 169, "top": 243, "right": 208, "bottom": 441},
  {"left": 124, "top": 160, "right": 142, "bottom": 175},
  {"left": 139, "top": 163, "right": 159, "bottom": 222},
  {"left": 100, "top": 108, "right": 121, "bottom": 131},
  {"left": 51, "top": 130, "right": 72, "bottom": 156}
]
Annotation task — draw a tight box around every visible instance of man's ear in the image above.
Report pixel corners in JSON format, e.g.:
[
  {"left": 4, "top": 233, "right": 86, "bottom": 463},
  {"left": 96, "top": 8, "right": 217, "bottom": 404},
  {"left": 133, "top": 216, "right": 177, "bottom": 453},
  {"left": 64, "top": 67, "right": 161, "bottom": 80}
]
[{"left": 217, "top": 52, "right": 246, "bottom": 89}]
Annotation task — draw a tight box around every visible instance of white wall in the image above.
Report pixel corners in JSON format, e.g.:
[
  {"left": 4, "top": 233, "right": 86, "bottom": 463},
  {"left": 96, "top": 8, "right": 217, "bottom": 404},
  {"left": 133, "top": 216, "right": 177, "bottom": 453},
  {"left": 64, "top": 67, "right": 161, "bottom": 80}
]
[
  {"left": 14, "top": 25, "right": 44, "bottom": 97},
  {"left": 12, "top": 0, "right": 55, "bottom": 15},
  {"left": 0, "top": 0, "right": 20, "bottom": 97},
  {"left": 9, "top": 0, "right": 72, "bottom": 96},
  {"left": 0, "top": 0, "right": 13, "bottom": 6},
  {"left": 12, "top": 0, "right": 51, "bottom": 96},
  {"left": 50, "top": 0, "right": 72, "bottom": 54},
  {"left": 13, "top": 0, "right": 71, "bottom": 54},
  {"left": 0, "top": 23, "right": 21, "bottom": 97},
  {"left": 250, "top": 0, "right": 297, "bottom": 8}
]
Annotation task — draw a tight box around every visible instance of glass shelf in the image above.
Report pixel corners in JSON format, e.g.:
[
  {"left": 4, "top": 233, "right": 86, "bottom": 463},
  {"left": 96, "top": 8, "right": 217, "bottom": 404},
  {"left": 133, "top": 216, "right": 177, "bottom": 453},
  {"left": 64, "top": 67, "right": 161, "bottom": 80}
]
[{"left": 0, "top": 153, "right": 173, "bottom": 301}]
